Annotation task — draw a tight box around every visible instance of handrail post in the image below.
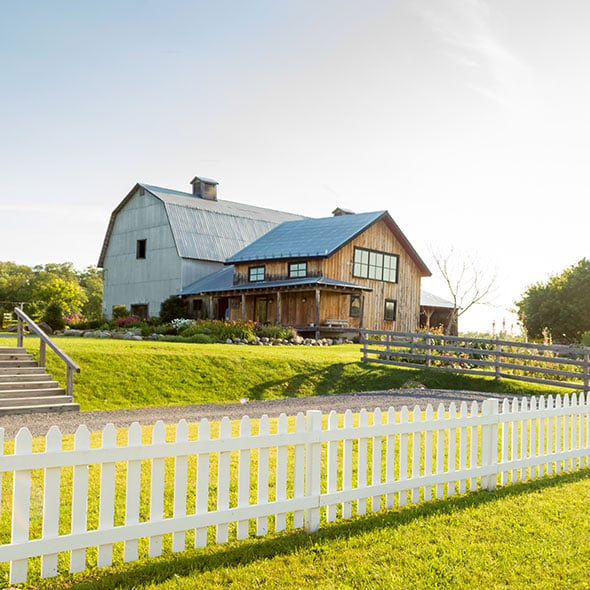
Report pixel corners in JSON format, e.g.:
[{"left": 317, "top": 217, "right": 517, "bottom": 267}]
[
  {"left": 39, "top": 340, "right": 46, "bottom": 368},
  {"left": 17, "top": 315, "right": 23, "bottom": 348},
  {"left": 67, "top": 366, "right": 74, "bottom": 398}
]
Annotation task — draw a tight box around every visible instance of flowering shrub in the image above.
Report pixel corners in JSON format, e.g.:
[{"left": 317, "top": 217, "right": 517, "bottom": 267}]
[{"left": 171, "top": 318, "right": 193, "bottom": 331}]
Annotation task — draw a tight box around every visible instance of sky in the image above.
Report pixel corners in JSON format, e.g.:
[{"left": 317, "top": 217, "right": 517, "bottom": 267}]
[{"left": 1, "top": 0, "right": 588, "bottom": 333}]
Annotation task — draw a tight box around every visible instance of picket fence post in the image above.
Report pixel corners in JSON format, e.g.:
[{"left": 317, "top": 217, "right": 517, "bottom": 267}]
[
  {"left": 305, "top": 410, "right": 322, "bottom": 533},
  {"left": 480, "top": 399, "right": 499, "bottom": 490}
]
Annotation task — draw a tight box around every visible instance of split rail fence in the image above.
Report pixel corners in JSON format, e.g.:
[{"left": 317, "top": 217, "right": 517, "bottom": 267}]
[
  {"left": 1, "top": 393, "right": 590, "bottom": 584},
  {"left": 361, "top": 330, "right": 590, "bottom": 393}
]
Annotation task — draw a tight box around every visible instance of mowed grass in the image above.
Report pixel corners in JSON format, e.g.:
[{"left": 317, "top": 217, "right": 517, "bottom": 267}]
[
  {"left": 1, "top": 417, "right": 589, "bottom": 589},
  {"left": 0, "top": 337, "right": 565, "bottom": 411},
  {"left": 10, "top": 465, "right": 590, "bottom": 589}
]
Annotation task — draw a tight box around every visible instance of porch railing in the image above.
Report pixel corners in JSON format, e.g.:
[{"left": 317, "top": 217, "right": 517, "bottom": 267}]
[{"left": 14, "top": 307, "right": 80, "bottom": 397}]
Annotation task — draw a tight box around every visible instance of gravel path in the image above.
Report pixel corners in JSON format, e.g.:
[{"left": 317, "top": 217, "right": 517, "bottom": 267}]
[{"left": 0, "top": 389, "right": 515, "bottom": 438}]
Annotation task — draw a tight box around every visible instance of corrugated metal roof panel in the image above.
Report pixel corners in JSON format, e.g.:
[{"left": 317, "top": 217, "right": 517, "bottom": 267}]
[
  {"left": 140, "top": 185, "right": 303, "bottom": 262},
  {"left": 227, "top": 211, "right": 386, "bottom": 263}
]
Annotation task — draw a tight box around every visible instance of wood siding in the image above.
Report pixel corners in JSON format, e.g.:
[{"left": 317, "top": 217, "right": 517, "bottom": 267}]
[{"left": 228, "top": 218, "right": 423, "bottom": 332}]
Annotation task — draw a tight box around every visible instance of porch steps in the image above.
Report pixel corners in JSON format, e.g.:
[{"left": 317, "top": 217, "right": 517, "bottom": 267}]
[{"left": 0, "top": 347, "right": 80, "bottom": 416}]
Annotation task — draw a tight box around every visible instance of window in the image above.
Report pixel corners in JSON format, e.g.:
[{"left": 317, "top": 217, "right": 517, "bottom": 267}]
[
  {"left": 350, "top": 295, "right": 361, "bottom": 317},
  {"left": 249, "top": 266, "right": 265, "bottom": 282},
  {"left": 353, "top": 247, "right": 398, "bottom": 283},
  {"left": 384, "top": 299, "right": 397, "bottom": 322},
  {"left": 136, "top": 239, "right": 147, "bottom": 259},
  {"left": 130, "top": 304, "right": 148, "bottom": 319},
  {"left": 289, "top": 262, "right": 307, "bottom": 278}
]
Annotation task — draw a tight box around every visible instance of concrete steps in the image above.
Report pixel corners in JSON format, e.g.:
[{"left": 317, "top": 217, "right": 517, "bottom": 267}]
[{"left": 0, "top": 347, "right": 80, "bottom": 416}]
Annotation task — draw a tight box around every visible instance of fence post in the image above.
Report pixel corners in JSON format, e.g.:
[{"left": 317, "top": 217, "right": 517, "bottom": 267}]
[
  {"left": 584, "top": 353, "right": 589, "bottom": 395},
  {"left": 305, "top": 410, "right": 322, "bottom": 533},
  {"left": 494, "top": 338, "right": 501, "bottom": 381},
  {"left": 480, "top": 399, "right": 499, "bottom": 491},
  {"left": 361, "top": 330, "right": 369, "bottom": 362},
  {"left": 426, "top": 334, "right": 432, "bottom": 368}
]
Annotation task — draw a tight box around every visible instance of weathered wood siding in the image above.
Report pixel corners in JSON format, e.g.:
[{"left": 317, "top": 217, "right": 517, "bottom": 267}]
[
  {"left": 319, "top": 218, "right": 422, "bottom": 331},
  {"left": 230, "top": 218, "right": 422, "bottom": 331}
]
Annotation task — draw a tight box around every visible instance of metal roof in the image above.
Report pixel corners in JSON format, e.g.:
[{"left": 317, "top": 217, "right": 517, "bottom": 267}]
[
  {"left": 98, "top": 183, "right": 304, "bottom": 266},
  {"left": 420, "top": 290, "right": 455, "bottom": 308},
  {"left": 227, "top": 211, "right": 387, "bottom": 263},
  {"left": 181, "top": 265, "right": 372, "bottom": 295}
]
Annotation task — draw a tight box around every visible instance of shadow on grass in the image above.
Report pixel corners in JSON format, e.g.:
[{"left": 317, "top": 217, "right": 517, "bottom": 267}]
[
  {"left": 40, "top": 467, "right": 590, "bottom": 590},
  {"left": 246, "top": 360, "right": 560, "bottom": 401}
]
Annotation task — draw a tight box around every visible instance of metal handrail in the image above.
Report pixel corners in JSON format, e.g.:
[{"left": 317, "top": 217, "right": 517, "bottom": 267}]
[{"left": 14, "top": 307, "right": 80, "bottom": 397}]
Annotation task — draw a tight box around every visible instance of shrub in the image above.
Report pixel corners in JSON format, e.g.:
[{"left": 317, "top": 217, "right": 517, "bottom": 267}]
[
  {"left": 257, "top": 323, "right": 297, "bottom": 340},
  {"left": 42, "top": 302, "right": 65, "bottom": 331},
  {"left": 115, "top": 317, "right": 141, "bottom": 327},
  {"left": 582, "top": 331, "right": 590, "bottom": 347},
  {"left": 112, "top": 305, "right": 128, "bottom": 319},
  {"left": 160, "top": 296, "right": 191, "bottom": 324}
]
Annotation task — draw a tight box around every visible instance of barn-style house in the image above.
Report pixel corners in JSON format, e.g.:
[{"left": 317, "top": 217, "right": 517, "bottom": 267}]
[{"left": 181, "top": 209, "right": 431, "bottom": 338}]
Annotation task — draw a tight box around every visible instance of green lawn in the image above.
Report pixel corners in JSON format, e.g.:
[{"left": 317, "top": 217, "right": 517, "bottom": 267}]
[
  {"left": 0, "top": 337, "right": 565, "bottom": 411},
  {"left": 12, "top": 468, "right": 590, "bottom": 589}
]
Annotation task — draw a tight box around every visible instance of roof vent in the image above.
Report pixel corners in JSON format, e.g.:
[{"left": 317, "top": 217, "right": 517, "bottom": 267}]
[
  {"left": 190, "top": 176, "right": 218, "bottom": 201},
  {"left": 332, "top": 207, "right": 354, "bottom": 216}
]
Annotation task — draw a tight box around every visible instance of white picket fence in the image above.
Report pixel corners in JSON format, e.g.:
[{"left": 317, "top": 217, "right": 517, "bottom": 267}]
[{"left": 1, "top": 393, "right": 590, "bottom": 585}]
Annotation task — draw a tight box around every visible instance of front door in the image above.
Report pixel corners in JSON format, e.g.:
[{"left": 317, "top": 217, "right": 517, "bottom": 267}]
[{"left": 255, "top": 296, "right": 268, "bottom": 323}]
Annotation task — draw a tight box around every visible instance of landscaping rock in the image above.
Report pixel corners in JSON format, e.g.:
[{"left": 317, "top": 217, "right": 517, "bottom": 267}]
[{"left": 38, "top": 321, "right": 53, "bottom": 335}]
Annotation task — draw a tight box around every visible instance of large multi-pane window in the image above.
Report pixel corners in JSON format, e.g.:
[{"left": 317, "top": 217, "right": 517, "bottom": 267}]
[
  {"left": 353, "top": 247, "right": 398, "bottom": 282},
  {"left": 289, "top": 262, "right": 307, "bottom": 278},
  {"left": 248, "top": 266, "right": 265, "bottom": 282}
]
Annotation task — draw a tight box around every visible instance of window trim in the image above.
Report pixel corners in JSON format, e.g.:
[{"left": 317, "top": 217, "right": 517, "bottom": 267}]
[
  {"left": 384, "top": 299, "right": 397, "bottom": 322},
  {"left": 248, "top": 265, "right": 266, "bottom": 282},
  {"left": 136, "top": 239, "right": 147, "bottom": 259},
  {"left": 288, "top": 261, "right": 307, "bottom": 279},
  {"left": 352, "top": 247, "right": 399, "bottom": 283}
]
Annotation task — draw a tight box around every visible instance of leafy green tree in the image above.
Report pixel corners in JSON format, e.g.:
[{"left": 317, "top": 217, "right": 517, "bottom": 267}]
[
  {"left": 0, "top": 262, "right": 34, "bottom": 311},
  {"left": 515, "top": 258, "right": 590, "bottom": 342},
  {"left": 33, "top": 276, "right": 87, "bottom": 316},
  {"left": 79, "top": 266, "right": 103, "bottom": 320}
]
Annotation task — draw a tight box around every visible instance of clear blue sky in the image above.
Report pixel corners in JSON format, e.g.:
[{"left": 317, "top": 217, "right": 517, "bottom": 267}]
[{"left": 1, "top": 1, "right": 588, "bottom": 332}]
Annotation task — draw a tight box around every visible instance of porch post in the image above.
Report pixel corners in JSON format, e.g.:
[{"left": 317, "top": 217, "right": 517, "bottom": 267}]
[
  {"left": 208, "top": 296, "right": 214, "bottom": 320},
  {"left": 315, "top": 289, "right": 320, "bottom": 340},
  {"left": 359, "top": 294, "right": 365, "bottom": 329},
  {"left": 241, "top": 294, "right": 246, "bottom": 321},
  {"left": 276, "top": 291, "right": 282, "bottom": 324}
]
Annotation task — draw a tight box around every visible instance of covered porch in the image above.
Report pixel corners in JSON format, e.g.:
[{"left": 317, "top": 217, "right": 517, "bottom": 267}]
[{"left": 181, "top": 268, "right": 371, "bottom": 340}]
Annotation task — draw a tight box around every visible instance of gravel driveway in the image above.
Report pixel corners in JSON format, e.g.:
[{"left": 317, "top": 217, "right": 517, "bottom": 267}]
[{"left": 0, "top": 389, "right": 514, "bottom": 439}]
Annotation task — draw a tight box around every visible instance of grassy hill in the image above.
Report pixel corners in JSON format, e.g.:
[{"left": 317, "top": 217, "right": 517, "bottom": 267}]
[{"left": 1, "top": 338, "right": 564, "bottom": 411}]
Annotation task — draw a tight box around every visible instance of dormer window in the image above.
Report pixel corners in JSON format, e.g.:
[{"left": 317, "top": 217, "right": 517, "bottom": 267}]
[
  {"left": 289, "top": 262, "right": 307, "bottom": 278},
  {"left": 249, "top": 266, "right": 265, "bottom": 282}
]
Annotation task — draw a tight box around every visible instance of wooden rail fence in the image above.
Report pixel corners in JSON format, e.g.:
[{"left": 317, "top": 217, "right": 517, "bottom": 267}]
[
  {"left": 361, "top": 330, "right": 590, "bottom": 393},
  {"left": 1, "top": 394, "right": 590, "bottom": 584}
]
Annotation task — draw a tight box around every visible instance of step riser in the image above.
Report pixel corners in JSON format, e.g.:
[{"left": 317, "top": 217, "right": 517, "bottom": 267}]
[
  {"left": 0, "top": 367, "right": 45, "bottom": 375},
  {"left": 0, "top": 381, "right": 58, "bottom": 391},
  {"left": 0, "top": 374, "right": 52, "bottom": 383},
  {"left": 0, "top": 387, "right": 64, "bottom": 398},
  {"left": 0, "top": 361, "right": 37, "bottom": 368},
  {"left": 0, "top": 395, "right": 71, "bottom": 407},
  {"left": 0, "top": 403, "right": 80, "bottom": 416}
]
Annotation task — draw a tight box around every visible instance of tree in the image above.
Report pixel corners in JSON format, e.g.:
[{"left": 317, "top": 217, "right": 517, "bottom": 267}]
[
  {"left": 79, "top": 266, "right": 103, "bottom": 320},
  {"left": 429, "top": 246, "right": 497, "bottom": 335},
  {"left": 33, "top": 276, "right": 87, "bottom": 316},
  {"left": 515, "top": 258, "right": 590, "bottom": 342}
]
